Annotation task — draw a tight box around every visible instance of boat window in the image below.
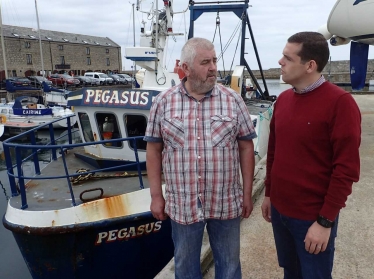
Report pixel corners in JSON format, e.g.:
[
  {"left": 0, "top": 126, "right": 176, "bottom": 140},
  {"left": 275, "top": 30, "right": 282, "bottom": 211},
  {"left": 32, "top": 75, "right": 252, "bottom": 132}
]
[
  {"left": 78, "top": 112, "right": 94, "bottom": 143},
  {"left": 124, "top": 114, "right": 147, "bottom": 150},
  {"left": 1, "top": 109, "right": 7, "bottom": 113},
  {"left": 96, "top": 113, "right": 123, "bottom": 148}
]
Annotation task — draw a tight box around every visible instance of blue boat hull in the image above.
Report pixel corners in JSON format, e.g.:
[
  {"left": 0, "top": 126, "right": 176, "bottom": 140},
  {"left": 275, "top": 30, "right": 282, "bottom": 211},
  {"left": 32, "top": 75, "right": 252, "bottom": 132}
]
[{"left": 4, "top": 213, "right": 174, "bottom": 279}]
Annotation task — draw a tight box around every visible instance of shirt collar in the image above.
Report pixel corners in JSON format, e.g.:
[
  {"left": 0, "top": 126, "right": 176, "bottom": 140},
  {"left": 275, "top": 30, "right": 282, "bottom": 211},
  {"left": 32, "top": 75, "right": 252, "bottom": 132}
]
[{"left": 293, "top": 75, "right": 326, "bottom": 94}]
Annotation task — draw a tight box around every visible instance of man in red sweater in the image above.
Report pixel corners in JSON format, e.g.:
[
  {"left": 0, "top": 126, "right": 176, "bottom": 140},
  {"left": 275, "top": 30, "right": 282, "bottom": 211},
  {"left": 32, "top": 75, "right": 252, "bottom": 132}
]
[{"left": 261, "top": 31, "right": 361, "bottom": 279}]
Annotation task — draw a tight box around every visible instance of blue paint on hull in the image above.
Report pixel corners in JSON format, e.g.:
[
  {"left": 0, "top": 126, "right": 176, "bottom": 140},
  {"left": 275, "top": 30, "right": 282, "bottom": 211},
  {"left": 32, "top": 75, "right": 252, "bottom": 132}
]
[{"left": 5, "top": 214, "right": 174, "bottom": 279}]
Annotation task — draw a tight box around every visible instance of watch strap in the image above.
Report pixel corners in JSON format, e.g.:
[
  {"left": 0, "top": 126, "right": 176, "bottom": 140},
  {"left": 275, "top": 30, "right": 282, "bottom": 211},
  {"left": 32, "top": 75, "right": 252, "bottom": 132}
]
[{"left": 317, "top": 215, "right": 335, "bottom": 228}]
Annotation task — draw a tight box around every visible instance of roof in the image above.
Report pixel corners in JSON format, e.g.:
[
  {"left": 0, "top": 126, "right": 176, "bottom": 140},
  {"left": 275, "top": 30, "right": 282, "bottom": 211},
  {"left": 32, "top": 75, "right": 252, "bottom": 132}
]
[{"left": 2, "top": 24, "right": 120, "bottom": 47}]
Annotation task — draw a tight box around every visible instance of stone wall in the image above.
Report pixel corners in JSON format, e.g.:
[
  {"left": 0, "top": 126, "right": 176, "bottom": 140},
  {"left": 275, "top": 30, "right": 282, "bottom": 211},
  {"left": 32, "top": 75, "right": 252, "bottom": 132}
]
[
  {"left": 0, "top": 37, "right": 121, "bottom": 77},
  {"left": 249, "top": 59, "right": 374, "bottom": 82}
]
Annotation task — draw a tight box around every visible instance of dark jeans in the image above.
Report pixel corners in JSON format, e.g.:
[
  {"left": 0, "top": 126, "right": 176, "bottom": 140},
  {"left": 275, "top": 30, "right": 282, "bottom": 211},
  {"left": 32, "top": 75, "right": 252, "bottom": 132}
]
[{"left": 271, "top": 205, "right": 338, "bottom": 279}]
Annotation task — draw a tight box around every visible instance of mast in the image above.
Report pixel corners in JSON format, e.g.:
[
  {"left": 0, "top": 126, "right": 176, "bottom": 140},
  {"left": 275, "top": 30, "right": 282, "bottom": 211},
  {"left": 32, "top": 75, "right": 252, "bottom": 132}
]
[
  {"left": 0, "top": 1, "right": 8, "bottom": 79},
  {"left": 35, "top": 0, "right": 45, "bottom": 77},
  {"left": 132, "top": 2, "right": 135, "bottom": 87}
]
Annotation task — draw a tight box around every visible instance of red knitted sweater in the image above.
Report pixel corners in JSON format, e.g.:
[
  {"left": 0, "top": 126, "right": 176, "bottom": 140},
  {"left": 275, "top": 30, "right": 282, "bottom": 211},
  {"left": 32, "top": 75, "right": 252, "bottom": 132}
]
[{"left": 265, "top": 82, "right": 361, "bottom": 221}]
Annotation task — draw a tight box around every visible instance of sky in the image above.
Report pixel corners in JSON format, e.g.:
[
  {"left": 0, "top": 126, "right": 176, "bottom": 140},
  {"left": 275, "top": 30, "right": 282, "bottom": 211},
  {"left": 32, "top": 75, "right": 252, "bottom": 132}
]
[{"left": 1, "top": 0, "right": 372, "bottom": 72}]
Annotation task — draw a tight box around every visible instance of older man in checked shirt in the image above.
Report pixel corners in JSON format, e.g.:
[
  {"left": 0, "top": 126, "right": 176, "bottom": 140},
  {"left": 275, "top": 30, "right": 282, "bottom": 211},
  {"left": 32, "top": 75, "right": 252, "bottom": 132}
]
[{"left": 144, "top": 37, "right": 256, "bottom": 279}]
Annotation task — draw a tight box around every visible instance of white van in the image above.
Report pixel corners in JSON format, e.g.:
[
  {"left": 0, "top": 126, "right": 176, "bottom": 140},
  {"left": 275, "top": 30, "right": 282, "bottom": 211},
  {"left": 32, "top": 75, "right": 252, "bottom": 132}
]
[{"left": 84, "top": 72, "right": 113, "bottom": 85}]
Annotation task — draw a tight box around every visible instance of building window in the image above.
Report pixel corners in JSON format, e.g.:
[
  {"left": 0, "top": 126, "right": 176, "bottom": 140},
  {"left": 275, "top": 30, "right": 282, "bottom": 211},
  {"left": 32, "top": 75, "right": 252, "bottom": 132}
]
[
  {"left": 58, "top": 45, "right": 63, "bottom": 50},
  {"left": 60, "top": 56, "right": 65, "bottom": 64},
  {"left": 12, "top": 70, "right": 17, "bottom": 77},
  {"left": 86, "top": 47, "right": 90, "bottom": 55},
  {"left": 25, "top": 41, "right": 31, "bottom": 48},
  {"left": 106, "top": 58, "right": 110, "bottom": 66},
  {"left": 26, "top": 54, "right": 32, "bottom": 64},
  {"left": 106, "top": 49, "right": 109, "bottom": 54},
  {"left": 87, "top": 57, "right": 91, "bottom": 65}
]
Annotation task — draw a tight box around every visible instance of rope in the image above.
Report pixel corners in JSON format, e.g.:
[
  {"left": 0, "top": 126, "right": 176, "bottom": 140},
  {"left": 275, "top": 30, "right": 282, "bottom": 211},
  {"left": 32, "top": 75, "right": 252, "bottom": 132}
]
[
  {"left": 218, "top": 22, "right": 226, "bottom": 77},
  {"left": 70, "top": 168, "right": 147, "bottom": 185},
  {"left": 1, "top": 180, "right": 9, "bottom": 201},
  {"left": 229, "top": 28, "right": 242, "bottom": 73}
]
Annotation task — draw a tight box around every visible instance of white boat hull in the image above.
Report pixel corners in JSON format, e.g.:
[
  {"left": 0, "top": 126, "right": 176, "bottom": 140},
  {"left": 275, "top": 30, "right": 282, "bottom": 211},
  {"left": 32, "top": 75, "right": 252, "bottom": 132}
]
[{"left": 327, "top": 0, "right": 374, "bottom": 45}]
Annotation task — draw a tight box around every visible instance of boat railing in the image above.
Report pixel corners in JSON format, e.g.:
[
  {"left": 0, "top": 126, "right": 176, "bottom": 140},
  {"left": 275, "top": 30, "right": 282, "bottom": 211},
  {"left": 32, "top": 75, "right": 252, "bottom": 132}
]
[{"left": 3, "top": 114, "right": 145, "bottom": 210}]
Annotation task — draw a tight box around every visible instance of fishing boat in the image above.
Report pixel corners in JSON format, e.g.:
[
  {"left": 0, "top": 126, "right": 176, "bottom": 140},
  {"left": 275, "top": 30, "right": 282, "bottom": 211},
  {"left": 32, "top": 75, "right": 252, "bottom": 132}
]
[
  {"left": 318, "top": 0, "right": 374, "bottom": 90},
  {"left": 0, "top": 96, "right": 77, "bottom": 132},
  {"left": 42, "top": 82, "right": 70, "bottom": 107},
  {"left": 2, "top": 1, "right": 274, "bottom": 278}
]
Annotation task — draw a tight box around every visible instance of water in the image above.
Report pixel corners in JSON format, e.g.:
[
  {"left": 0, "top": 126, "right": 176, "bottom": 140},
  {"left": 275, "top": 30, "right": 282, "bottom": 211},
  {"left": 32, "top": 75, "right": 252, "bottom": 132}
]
[
  {"left": 258, "top": 78, "right": 292, "bottom": 97},
  {"left": 0, "top": 79, "right": 289, "bottom": 279}
]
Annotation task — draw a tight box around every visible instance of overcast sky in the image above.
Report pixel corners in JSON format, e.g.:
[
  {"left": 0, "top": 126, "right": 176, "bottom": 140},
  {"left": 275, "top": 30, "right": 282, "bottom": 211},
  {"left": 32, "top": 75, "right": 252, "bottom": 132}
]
[{"left": 1, "top": 0, "right": 372, "bottom": 72}]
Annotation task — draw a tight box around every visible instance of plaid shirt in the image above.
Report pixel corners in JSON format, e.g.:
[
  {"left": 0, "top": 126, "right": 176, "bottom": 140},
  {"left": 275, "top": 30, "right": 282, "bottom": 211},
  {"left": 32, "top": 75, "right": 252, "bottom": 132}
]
[{"left": 144, "top": 80, "right": 257, "bottom": 225}]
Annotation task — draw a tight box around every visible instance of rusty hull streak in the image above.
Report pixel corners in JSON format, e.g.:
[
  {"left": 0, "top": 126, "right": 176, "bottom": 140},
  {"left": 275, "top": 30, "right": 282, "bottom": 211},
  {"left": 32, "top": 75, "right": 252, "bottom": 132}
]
[{"left": 103, "top": 195, "right": 128, "bottom": 218}]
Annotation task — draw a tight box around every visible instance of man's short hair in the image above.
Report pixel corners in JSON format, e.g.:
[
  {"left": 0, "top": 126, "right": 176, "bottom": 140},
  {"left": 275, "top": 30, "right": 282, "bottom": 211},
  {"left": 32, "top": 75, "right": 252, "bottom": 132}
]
[
  {"left": 288, "top": 32, "right": 330, "bottom": 72},
  {"left": 180, "top": 37, "right": 214, "bottom": 66}
]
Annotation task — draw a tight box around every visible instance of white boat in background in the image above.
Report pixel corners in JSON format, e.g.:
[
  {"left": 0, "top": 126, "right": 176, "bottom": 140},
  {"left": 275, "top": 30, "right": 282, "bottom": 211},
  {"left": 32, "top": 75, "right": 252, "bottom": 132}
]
[
  {"left": 0, "top": 96, "right": 77, "bottom": 130},
  {"left": 318, "top": 0, "right": 374, "bottom": 90},
  {"left": 320, "top": 0, "right": 374, "bottom": 46}
]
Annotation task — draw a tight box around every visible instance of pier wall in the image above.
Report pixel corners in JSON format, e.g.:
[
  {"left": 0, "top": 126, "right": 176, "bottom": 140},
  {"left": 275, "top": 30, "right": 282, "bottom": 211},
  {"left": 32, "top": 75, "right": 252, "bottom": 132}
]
[{"left": 249, "top": 59, "right": 374, "bottom": 83}]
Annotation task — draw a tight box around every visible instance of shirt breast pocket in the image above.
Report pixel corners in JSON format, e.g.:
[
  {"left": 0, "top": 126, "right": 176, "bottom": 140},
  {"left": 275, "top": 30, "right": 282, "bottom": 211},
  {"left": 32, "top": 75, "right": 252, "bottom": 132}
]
[
  {"left": 162, "top": 117, "right": 185, "bottom": 148},
  {"left": 210, "top": 115, "right": 238, "bottom": 147}
]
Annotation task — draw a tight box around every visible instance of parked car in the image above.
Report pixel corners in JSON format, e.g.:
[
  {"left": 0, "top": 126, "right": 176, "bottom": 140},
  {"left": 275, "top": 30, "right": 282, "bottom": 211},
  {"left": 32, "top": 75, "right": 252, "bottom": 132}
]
[
  {"left": 84, "top": 72, "right": 113, "bottom": 85},
  {"left": 75, "top": 75, "right": 99, "bottom": 86},
  {"left": 117, "top": 74, "right": 135, "bottom": 84},
  {"left": 5, "top": 77, "right": 32, "bottom": 86},
  {"left": 1, "top": 77, "right": 33, "bottom": 90},
  {"left": 28, "top": 76, "right": 53, "bottom": 88},
  {"left": 48, "top": 74, "right": 80, "bottom": 87},
  {"left": 88, "top": 77, "right": 101, "bottom": 86},
  {"left": 108, "top": 74, "right": 127, "bottom": 85}
]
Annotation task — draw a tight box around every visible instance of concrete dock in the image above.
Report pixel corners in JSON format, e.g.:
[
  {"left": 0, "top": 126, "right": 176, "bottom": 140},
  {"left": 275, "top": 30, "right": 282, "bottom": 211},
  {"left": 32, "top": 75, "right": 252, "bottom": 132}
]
[{"left": 157, "top": 94, "right": 374, "bottom": 279}]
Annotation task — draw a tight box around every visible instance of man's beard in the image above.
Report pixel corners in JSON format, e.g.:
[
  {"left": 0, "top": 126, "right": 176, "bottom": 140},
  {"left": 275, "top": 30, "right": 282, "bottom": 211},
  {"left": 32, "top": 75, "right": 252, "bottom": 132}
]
[{"left": 189, "top": 70, "right": 217, "bottom": 94}]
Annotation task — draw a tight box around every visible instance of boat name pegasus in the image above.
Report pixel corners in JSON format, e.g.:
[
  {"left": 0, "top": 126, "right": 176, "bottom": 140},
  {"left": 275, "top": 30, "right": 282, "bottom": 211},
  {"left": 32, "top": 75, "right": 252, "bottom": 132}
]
[
  {"left": 95, "top": 221, "right": 162, "bottom": 244},
  {"left": 84, "top": 89, "right": 159, "bottom": 106}
]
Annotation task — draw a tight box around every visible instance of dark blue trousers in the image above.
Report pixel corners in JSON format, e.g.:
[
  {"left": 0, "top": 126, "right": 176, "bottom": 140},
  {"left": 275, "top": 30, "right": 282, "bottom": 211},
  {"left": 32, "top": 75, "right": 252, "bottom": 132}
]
[{"left": 271, "top": 205, "right": 338, "bottom": 279}]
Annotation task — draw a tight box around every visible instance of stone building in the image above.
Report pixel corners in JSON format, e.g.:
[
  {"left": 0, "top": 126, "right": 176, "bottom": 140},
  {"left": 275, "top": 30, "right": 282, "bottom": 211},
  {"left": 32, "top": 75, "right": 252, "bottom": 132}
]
[{"left": 0, "top": 24, "right": 121, "bottom": 79}]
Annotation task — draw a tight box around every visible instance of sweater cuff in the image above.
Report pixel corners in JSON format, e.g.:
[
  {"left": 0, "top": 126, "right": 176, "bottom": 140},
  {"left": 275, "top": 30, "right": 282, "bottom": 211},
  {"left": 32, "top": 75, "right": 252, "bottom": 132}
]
[
  {"left": 264, "top": 183, "right": 271, "bottom": 197},
  {"left": 319, "top": 203, "right": 341, "bottom": 221}
]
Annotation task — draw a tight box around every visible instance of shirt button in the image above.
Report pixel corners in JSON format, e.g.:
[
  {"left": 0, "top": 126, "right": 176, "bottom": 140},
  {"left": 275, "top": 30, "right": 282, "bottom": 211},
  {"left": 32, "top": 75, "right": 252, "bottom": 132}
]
[
  {"left": 199, "top": 193, "right": 202, "bottom": 197},
  {"left": 197, "top": 118, "right": 199, "bottom": 121},
  {"left": 198, "top": 156, "right": 201, "bottom": 159},
  {"left": 198, "top": 176, "right": 201, "bottom": 179},
  {"left": 197, "top": 137, "right": 200, "bottom": 139}
]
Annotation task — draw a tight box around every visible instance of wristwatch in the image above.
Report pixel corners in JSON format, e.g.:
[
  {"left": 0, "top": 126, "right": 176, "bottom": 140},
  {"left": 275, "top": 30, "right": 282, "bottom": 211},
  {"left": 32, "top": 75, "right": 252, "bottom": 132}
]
[{"left": 317, "top": 215, "right": 335, "bottom": 228}]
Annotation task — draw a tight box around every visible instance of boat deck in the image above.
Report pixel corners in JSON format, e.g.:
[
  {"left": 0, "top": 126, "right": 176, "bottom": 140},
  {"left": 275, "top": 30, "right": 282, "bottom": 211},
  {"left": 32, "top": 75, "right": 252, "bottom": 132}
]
[{"left": 8, "top": 147, "right": 149, "bottom": 211}]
